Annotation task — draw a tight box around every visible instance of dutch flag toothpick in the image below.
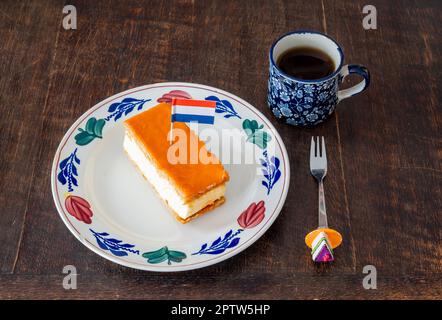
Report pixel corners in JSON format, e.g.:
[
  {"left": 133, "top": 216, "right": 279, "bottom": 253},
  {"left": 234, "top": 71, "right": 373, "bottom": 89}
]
[
  {"left": 171, "top": 98, "right": 216, "bottom": 125},
  {"left": 169, "top": 98, "right": 216, "bottom": 143}
]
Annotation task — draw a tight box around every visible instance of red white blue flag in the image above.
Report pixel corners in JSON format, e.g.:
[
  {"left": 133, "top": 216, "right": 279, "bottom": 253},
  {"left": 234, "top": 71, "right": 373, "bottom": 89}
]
[{"left": 171, "top": 98, "right": 216, "bottom": 124}]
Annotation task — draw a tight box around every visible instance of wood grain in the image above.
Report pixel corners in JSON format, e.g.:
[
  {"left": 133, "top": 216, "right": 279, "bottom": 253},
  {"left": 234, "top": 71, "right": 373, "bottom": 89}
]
[
  {"left": 0, "top": 273, "right": 440, "bottom": 299},
  {"left": 0, "top": 0, "right": 440, "bottom": 299},
  {"left": 0, "top": 0, "right": 63, "bottom": 273}
]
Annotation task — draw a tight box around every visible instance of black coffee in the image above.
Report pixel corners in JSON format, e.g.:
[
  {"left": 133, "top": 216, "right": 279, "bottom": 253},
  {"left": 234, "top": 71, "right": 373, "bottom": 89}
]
[{"left": 277, "top": 47, "right": 335, "bottom": 80}]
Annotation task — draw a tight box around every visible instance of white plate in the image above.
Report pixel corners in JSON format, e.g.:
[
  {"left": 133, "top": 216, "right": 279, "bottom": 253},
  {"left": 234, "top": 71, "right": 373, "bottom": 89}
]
[{"left": 51, "top": 82, "right": 290, "bottom": 271}]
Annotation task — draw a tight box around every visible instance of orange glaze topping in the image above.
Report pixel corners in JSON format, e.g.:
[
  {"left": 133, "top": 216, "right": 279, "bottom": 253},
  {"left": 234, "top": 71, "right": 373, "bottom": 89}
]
[{"left": 124, "top": 103, "right": 229, "bottom": 201}]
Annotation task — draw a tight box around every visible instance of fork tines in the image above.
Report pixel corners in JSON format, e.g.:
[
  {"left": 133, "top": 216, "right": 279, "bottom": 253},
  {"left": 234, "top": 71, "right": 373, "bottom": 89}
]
[{"left": 310, "top": 136, "right": 327, "bottom": 170}]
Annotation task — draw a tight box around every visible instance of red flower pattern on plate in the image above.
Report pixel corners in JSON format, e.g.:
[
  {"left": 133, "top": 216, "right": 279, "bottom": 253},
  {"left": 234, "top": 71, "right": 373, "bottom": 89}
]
[
  {"left": 65, "top": 195, "right": 93, "bottom": 224},
  {"left": 157, "top": 90, "right": 192, "bottom": 103},
  {"left": 237, "top": 201, "right": 265, "bottom": 229}
]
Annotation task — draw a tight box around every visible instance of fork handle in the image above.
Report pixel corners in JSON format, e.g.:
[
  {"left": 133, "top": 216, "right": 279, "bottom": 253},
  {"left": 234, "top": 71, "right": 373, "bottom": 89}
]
[{"left": 318, "top": 179, "right": 328, "bottom": 228}]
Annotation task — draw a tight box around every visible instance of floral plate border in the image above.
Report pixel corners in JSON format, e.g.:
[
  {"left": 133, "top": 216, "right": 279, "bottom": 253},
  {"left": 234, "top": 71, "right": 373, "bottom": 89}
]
[{"left": 51, "top": 82, "right": 290, "bottom": 271}]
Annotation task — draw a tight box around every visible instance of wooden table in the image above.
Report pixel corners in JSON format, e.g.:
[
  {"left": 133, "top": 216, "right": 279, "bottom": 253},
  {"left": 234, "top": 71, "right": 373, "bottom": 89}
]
[{"left": 0, "top": 0, "right": 440, "bottom": 299}]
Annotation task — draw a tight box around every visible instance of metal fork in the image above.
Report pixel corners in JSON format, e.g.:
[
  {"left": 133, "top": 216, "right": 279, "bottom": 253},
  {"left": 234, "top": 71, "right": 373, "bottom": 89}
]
[{"left": 310, "top": 136, "right": 328, "bottom": 229}]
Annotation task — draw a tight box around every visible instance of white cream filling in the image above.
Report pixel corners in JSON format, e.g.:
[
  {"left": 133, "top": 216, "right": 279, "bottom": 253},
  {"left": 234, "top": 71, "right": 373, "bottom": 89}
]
[{"left": 124, "top": 133, "right": 225, "bottom": 219}]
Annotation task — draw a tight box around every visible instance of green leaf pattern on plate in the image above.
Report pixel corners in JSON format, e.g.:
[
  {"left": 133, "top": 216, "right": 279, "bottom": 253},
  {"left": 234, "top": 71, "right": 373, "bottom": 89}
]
[
  {"left": 142, "top": 246, "right": 187, "bottom": 265},
  {"left": 242, "top": 119, "right": 271, "bottom": 149},
  {"left": 75, "top": 117, "right": 106, "bottom": 145}
]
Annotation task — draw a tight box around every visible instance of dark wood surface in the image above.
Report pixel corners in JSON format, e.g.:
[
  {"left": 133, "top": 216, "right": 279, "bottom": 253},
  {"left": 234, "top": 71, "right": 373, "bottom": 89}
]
[{"left": 0, "top": 0, "right": 440, "bottom": 299}]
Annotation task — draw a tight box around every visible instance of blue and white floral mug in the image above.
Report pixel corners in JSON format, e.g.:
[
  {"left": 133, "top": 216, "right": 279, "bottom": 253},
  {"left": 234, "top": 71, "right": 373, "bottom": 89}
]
[{"left": 268, "top": 30, "right": 370, "bottom": 126}]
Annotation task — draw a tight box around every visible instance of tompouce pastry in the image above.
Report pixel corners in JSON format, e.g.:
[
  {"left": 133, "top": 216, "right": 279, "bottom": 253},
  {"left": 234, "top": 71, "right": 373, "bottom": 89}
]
[{"left": 123, "top": 102, "right": 229, "bottom": 223}]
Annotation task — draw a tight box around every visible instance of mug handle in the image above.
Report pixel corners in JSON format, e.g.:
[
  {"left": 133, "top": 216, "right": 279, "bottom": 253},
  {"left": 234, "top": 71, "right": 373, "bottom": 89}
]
[{"left": 337, "top": 64, "right": 370, "bottom": 101}]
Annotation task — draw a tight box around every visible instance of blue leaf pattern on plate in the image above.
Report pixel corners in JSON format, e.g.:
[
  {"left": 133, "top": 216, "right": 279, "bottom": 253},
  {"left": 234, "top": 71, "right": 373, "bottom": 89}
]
[
  {"left": 57, "top": 148, "right": 80, "bottom": 192},
  {"left": 105, "top": 97, "right": 151, "bottom": 122},
  {"left": 90, "top": 229, "right": 139, "bottom": 256},
  {"left": 205, "top": 95, "right": 241, "bottom": 119},
  {"left": 260, "top": 150, "right": 281, "bottom": 195},
  {"left": 192, "top": 229, "right": 243, "bottom": 255}
]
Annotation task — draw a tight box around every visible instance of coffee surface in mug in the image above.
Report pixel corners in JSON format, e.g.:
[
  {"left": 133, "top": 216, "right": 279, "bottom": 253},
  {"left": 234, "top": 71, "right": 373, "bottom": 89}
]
[{"left": 277, "top": 47, "right": 335, "bottom": 80}]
